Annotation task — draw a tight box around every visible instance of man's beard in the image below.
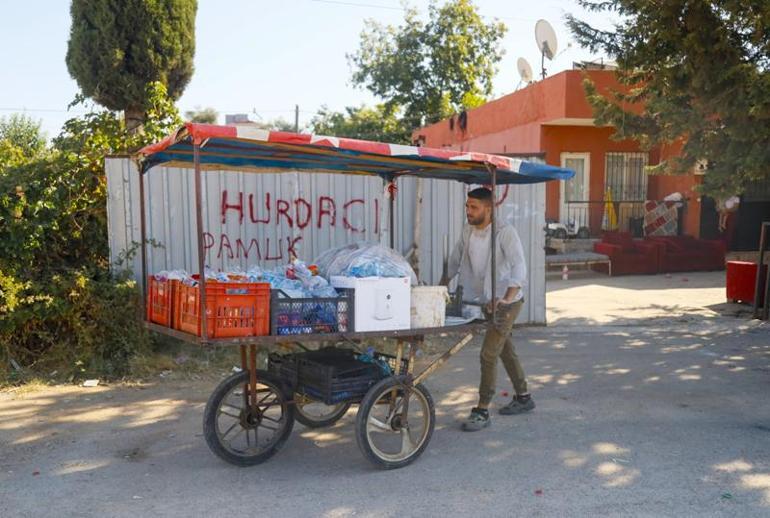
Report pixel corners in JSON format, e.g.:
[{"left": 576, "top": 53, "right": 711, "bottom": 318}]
[{"left": 467, "top": 215, "right": 485, "bottom": 225}]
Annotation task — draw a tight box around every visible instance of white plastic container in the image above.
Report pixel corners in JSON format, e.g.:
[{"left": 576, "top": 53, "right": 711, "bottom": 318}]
[
  {"left": 330, "top": 276, "right": 411, "bottom": 332},
  {"left": 410, "top": 286, "right": 448, "bottom": 329}
]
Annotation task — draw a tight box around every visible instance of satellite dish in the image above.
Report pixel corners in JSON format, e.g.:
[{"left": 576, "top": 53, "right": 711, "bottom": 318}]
[
  {"left": 535, "top": 19, "right": 558, "bottom": 79},
  {"left": 535, "top": 19, "right": 558, "bottom": 60},
  {"left": 517, "top": 57, "right": 533, "bottom": 84}
]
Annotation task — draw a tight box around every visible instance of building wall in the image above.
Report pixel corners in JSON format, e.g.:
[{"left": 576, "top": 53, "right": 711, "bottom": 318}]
[
  {"left": 416, "top": 74, "right": 568, "bottom": 147},
  {"left": 416, "top": 69, "right": 635, "bottom": 150},
  {"left": 448, "top": 123, "right": 543, "bottom": 155}
]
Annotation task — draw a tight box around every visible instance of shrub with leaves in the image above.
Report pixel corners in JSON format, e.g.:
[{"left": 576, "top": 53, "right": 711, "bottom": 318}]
[{"left": 0, "top": 82, "right": 181, "bottom": 383}]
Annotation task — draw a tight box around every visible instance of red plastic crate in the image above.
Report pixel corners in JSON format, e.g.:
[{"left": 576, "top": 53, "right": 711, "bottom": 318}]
[
  {"left": 146, "top": 277, "right": 178, "bottom": 327},
  {"left": 175, "top": 281, "right": 271, "bottom": 338}
]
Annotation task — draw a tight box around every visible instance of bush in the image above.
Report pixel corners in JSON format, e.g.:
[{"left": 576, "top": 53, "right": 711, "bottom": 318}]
[
  {"left": 0, "top": 267, "right": 149, "bottom": 382},
  {"left": 0, "top": 84, "right": 181, "bottom": 384}
]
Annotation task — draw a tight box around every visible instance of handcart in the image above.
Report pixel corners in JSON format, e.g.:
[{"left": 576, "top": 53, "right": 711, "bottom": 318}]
[{"left": 135, "top": 124, "right": 573, "bottom": 469}]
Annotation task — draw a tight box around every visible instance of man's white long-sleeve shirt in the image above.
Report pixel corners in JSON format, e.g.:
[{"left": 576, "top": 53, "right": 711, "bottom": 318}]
[{"left": 447, "top": 222, "right": 527, "bottom": 304}]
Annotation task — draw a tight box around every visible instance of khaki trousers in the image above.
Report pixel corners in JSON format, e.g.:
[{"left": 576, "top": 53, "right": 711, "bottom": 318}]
[{"left": 479, "top": 299, "right": 527, "bottom": 406}]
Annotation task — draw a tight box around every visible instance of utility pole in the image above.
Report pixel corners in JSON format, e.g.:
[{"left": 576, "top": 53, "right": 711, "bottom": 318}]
[{"left": 294, "top": 104, "right": 299, "bottom": 133}]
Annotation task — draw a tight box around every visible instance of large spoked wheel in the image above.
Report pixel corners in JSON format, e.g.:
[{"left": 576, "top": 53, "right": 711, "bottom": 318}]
[
  {"left": 203, "top": 370, "right": 294, "bottom": 466},
  {"left": 355, "top": 376, "right": 435, "bottom": 470},
  {"left": 294, "top": 393, "right": 351, "bottom": 428}
]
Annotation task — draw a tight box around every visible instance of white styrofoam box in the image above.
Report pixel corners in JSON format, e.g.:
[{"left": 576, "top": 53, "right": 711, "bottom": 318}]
[{"left": 330, "top": 276, "right": 411, "bottom": 331}]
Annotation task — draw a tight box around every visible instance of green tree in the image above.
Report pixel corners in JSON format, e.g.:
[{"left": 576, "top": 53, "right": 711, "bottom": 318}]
[
  {"left": 349, "top": 0, "right": 506, "bottom": 129},
  {"left": 311, "top": 105, "right": 411, "bottom": 144},
  {"left": 0, "top": 114, "right": 46, "bottom": 160},
  {"left": 567, "top": 1, "right": 770, "bottom": 197},
  {"left": 66, "top": 0, "right": 197, "bottom": 132},
  {"left": 185, "top": 106, "right": 219, "bottom": 124}
]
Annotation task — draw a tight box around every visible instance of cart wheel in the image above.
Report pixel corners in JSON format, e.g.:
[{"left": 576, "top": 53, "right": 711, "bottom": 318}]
[
  {"left": 294, "top": 393, "right": 352, "bottom": 428},
  {"left": 554, "top": 228, "right": 568, "bottom": 240},
  {"left": 577, "top": 226, "right": 590, "bottom": 239},
  {"left": 355, "top": 376, "right": 435, "bottom": 469},
  {"left": 203, "top": 370, "right": 294, "bottom": 467}
]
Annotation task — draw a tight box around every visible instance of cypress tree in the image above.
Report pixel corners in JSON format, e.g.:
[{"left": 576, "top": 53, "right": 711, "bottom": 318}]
[{"left": 66, "top": 0, "right": 197, "bottom": 132}]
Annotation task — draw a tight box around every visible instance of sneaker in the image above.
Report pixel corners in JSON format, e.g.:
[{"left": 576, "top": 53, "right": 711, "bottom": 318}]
[
  {"left": 499, "top": 395, "right": 535, "bottom": 415},
  {"left": 462, "top": 407, "right": 490, "bottom": 431}
]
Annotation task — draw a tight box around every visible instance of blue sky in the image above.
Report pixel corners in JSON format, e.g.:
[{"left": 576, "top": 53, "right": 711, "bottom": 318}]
[{"left": 0, "top": 1, "right": 612, "bottom": 139}]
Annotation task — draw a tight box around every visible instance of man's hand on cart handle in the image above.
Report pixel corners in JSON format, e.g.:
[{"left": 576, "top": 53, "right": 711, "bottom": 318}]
[{"left": 484, "top": 287, "right": 520, "bottom": 313}]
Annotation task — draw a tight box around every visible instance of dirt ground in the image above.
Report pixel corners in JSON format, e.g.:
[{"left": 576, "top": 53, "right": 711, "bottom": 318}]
[
  {"left": 2, "top": 271, "right": 769, "bottom": 517},
  {"left": 546, "top": 269, "right": 753, "bottom": 327}
]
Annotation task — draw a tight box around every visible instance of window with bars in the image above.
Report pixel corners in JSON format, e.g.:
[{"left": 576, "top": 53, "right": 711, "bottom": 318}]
[
  {"left": 605, "top": 152, "right": 649, "bottom": 233},
  {"left": 605, "top": 152, "right": 648, "bottom": 201}
]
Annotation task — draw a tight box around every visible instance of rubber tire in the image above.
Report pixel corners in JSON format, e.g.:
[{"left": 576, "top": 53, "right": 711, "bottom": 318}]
[
  {"left": 577, "top": 227, "right": 590, "bottom": 239},
  {"left": 355, "top": 376, "right": 435, "bottom": 470},
  {"left": 294, "top": 397, "right": 352, "bottom": 428},
  {"left": 203, "top": 369, "right": 294, "bottom": 467},
  {"left": 554, "top": 228, "right": 568, "bottom": 240}
]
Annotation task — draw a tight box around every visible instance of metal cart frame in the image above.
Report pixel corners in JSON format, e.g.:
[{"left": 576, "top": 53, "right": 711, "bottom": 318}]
[{"left": 134, "top": 124, "right": 573, "bottom": 468}]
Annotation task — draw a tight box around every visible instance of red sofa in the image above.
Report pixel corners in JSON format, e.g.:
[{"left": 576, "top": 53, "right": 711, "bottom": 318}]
[
  {"left": 593, "top": 231, "right": 660, "bottom": 275},
  {"left": 645, "top": 235, "right": 726, "bottom": 273}
]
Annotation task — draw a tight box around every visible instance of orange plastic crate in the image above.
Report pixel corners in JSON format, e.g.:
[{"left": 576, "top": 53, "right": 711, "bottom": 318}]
[
  {"left": 146, "top": 277, "right": 178, "bottom": 327},
  {"left": 175, "top": 281, "right": 271, "bottom": 338}
]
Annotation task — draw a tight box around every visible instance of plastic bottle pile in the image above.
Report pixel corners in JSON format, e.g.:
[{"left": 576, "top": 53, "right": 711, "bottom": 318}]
[
  {"left": 151, "top": 244, "right": 415, "bottom": 336},
  {"left": 255, "top": 262, "right": 339, "bottom": 299},
  {"left": 151, "top": 269, "right": 193, "bottom": 284},
  {"left": 315, "top": 242, "right": 418, "bottom": 285},
  {"left": 152, "top": 243, "right": 416, "bottom": 298},
  {"left": 151, "top": 261, "right": 339, "bottom": 299}
]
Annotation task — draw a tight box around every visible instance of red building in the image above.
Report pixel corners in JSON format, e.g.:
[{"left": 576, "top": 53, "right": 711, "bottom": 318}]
[{"left": 414, "top": 69, "right": 705, "bottom": 238}]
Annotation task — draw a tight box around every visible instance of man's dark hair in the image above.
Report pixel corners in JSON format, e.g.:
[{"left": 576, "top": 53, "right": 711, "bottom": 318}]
[{"left": 468, "top": 187, "right": 493, "bottom": 205}]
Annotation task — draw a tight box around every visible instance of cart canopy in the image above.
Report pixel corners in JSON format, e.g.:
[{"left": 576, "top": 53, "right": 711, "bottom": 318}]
[{"left": 137, "top": 123, "right": 574, "bottom": 184}]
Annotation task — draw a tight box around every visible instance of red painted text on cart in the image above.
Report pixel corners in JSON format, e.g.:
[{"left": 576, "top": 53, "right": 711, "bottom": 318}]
[
  {"left": 219, "top": 190, "right": 380, "bottom": 232},
  {"left": 205, "top": 190, "right": 382, "bottom": 261}
]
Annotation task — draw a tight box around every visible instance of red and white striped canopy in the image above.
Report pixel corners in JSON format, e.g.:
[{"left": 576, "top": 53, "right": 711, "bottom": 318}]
[{"left": 138, "top": 123, "right": 574, "bottom": 185}]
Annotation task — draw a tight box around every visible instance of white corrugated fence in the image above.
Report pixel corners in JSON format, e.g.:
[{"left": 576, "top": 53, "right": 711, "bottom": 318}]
[{"left": 105, "top": 157, "right": 547, "bottom": 324}]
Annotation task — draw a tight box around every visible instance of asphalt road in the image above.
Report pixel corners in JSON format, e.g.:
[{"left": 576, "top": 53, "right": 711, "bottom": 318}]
[{"left": 2, "top": 273, "right": 769, "bottom": 517}]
